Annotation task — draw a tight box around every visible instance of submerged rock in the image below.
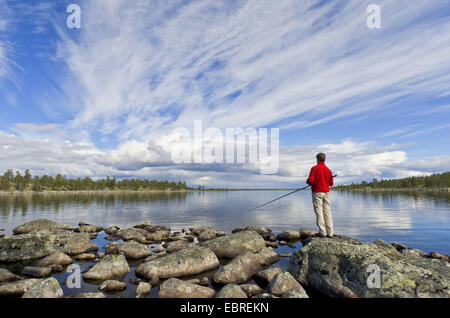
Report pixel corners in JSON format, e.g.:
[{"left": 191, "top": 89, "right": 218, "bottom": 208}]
[
  {"left": 0, "top": 232, "right": 58, "bottom": 263},
  {"left": 61, "top": 233, "right": 98, "bottom": 256},
  {"left": 158, "top": 278, "right": 215, "bottom": 298},
  {"left": 136, "top": 246, "right": 219, "bottom": 280},
  {"left": 99, "top": 280, "right": 127, "bottom": 292},
  {"left": 22, "top": 277, "right": 63, "bottom": 298},
  {"left": 215, "top": 284, "right": 248, "bottom": 298},
  {"left": 33, "top": 251, "right": 73, "bottom": 267},
  {"left": 0, "top": 279, "right": 43, "bottom": 296},
  {"left": 13, "top": 219, "right": 61, "bottom": 234},
  {"left": 212, "top": 252, "right": 262, "bottom": 285},
  {"left": 0, "top": 267, "right": 21, "bottom": 283},
  {"left": 201, "top": 230, "right": 266, "bottom": 258},
  {"left": 82, "top": 254, "right": 130, "bottom": 281},
  {"left": 288, "top": 237, "right": 450, "bottom": 298}
]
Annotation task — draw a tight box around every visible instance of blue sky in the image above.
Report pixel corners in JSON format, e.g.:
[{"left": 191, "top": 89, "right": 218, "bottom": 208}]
[{"left": 0, "top": 0, "right": 449, "bottom": 188}]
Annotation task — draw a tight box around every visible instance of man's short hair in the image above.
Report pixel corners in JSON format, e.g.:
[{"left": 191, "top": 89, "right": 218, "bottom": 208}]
[{"left": 316, "top": 153, "right": 326, "bottom": 162}]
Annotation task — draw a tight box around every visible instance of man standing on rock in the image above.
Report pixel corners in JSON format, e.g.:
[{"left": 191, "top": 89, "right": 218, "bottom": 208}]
[{"left": 306, "top": 153, "right": 335, "bottom": 238}]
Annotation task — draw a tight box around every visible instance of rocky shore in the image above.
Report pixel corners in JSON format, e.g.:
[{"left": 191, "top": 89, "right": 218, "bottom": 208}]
[{"left": 0, "top": 219, "right": 449, "bottom": 298}]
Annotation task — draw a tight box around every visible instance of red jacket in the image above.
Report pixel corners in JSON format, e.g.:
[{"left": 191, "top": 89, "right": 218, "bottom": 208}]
[{"left": 306, "top": 162, "right": 334, "bottom": 193}]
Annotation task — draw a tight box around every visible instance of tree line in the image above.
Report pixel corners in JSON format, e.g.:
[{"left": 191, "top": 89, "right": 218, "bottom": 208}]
[
  {"left": 0, "top": 169, "right": 191, "bottom": 192},
  {"left": 334, "top": 172, "right": 450, "bottom": 190}
]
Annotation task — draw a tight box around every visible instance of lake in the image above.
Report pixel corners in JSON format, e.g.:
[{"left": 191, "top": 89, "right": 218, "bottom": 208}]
[
  {"left": 1, "top": 190, "right": 449, "bottom": 298},
  {"left": 1, "top": 190, "right": 449, "bottom": 254}
]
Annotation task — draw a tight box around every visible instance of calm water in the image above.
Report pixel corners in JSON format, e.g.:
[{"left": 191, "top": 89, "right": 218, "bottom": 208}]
[
  {"left": 1, "top": 190, "right": 449, "bottom": 254},
  {"left": 1, "top": 190, "right": 449, "bottom": 298}
]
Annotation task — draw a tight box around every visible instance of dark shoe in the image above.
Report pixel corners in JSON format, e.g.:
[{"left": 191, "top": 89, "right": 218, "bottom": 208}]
[
  {"left": 316, "top": 233, "right": 326, "bottom": 238},
  {"left": 326, "top": 234, "right": 334, "bottom": 238}
]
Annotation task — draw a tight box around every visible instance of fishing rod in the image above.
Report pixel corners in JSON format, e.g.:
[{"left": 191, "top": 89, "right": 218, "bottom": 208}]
[{"left": 245, "top": 175, "right": 337, "bottom": 214}]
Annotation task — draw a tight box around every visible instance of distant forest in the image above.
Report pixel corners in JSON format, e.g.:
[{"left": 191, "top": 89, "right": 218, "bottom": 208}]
[
  {"left": 0, "top": 169, "right": 192, "bottom": 192},
  {"left": 335, "top": 172, "right": 450, "bottom": 190}
]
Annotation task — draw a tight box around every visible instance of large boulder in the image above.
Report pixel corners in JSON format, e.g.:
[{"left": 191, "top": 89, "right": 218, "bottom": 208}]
[
  {"left": 158, "top": 278, "right": 215, "bottom": 298},
  {"left": 253, "top": 267, "right": 283, "bottom": 286},
  {"left": 136, "top": 282, "right": 152, "bottom": 298},
  {"left": 288, "top": 237, "right": 450, "bottom": 298},
  {"left": 13, "top": 219, "right": 61, "bottom": 234},
  {"left": 33, "top": 251, "right": 73, "bottom": 267},
  {"left": 0, "top": 279, "right": 43, "bottom": 296},
  {"left": 198, "top": 227, "right": 218, "bottom": 242},
  {"left": 22, "top": 277, "right": 63, "bottom": 298},
  {"left": 82, "top": 254, "right": 130, "bottom": 281},
  {"left": 212, "top": 252, "right": 263, "bottom": 285},
  {"left": 256, "top": 247, "right": 280, "bottom": 266},
  {"left": 0, "top": 232, "right": 58, "bottom": 263},
  {"left": 165, "top": 240, "right": 190, "bottom": 253},
  {"left": 61, "top": 233, "right": 98, "bottom": 255},
  {"left": 99, "top": 280, "right": 127, "bottom": 292},
  {"left": 215, "top": 284, "right": 248, "bottom": 298},
  {"left": 136, "top": 246, "right": 219, "bottom": 280},
  {"left": 22, "top": 266, "right": 52, "bottom": 278},
  {"left": 201, "top": 231, "right": 266, "bottom": 258}
]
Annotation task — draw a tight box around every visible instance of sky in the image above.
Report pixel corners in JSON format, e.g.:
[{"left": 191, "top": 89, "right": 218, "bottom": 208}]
[{"left": 0, "top": 0, "right": 449, "bottom": 188}]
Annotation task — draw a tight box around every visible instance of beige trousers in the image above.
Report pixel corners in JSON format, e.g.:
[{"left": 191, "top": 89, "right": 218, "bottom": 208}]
[{"left": 312, "top": 192, "right": 334, "bottom": 236}]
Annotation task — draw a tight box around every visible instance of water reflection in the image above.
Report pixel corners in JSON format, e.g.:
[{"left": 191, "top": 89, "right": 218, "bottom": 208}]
[{"left": 0, "top": 190, "right": 449, "bottom": 254}]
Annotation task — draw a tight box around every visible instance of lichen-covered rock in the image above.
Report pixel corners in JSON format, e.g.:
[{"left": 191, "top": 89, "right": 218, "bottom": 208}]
[
  {"left": 253, "top": 267, "right": 283, "bottom": 286},
  {"left": 145, "top": 230, "right": 170, "bottom": 242},
  {"left": 212, "top": 252, "right": 262, "bottom": 285},
  {"left": 13, "top": 219, "right": 61, "bottom": 234},
  {"left": 116, "top": 228, "right": 149, "bottom": 243},
  {"left": 198, "top": 227, "right": 217, "bottom": 242},
  {"left": 239, "top": 284, "right": 264, "bottom": 297},
  {"left": 0, "top": 232, "right": 58, "bottom": 263},
  {"left": 99, "top": 279, "right": 127, "bottom": 292},
  {"left": 256, "top": 247, "right": 280, "bottom": 266},
  {"left": 74, "top": 253, "right": 96, "bottom": 261},
  {"left": 33, "top": 251, "right": 73, "bottom": 267},
  {"left": 277, "top": 231, "right": 300, "bottom": 241},
  {"left": 82, "top": 254, "right": 130, "bottom": 281},
  {"left": 136, "top": 246, "right": 219, "bottom": 280},
  {"left": 201, "top": 231, "right": 266, "bottom": 258},
  {"left": 22, "top": 277, "right": 63, "bottom": 298},
  {"left": 288, "top": 237, "right": 450, "bottom": 298},
  {"left": 117, "top": 241, "right": 151, "bottom": 259},
  {"left": 0, "top": 279, "right": 43, "bottom": 296},
  {"left": 268, "top": 271, "right": 305, "bottom": 297},
  {"left": 0, "top": 267, "right": 21, "bottom": 283},
  {"left": 215, "top": 284, "right": 248, "bottom": 298},
  {"left": 245, "top": 225, "right": 272, "bottom": 239},
  {"left": 158, "top": 278, "right": 215, "bottom": 298},
  {"left": 22, "top": 266, "right": 52, "bottom": 278},
  {"left": 104, "top": 225, "right": 120, "bottom": 235},
  {"left": 136, "top": 282, "right": 151, "bottom": 298},
  {"left": 76, "top": 224, "right": 103, "bottom": 233},
  {"left": 165, "top": 240, "right": 190, "bottom": 253},
  {"left": 60, "top": 233, "right": 98, "bottom": 255}
]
